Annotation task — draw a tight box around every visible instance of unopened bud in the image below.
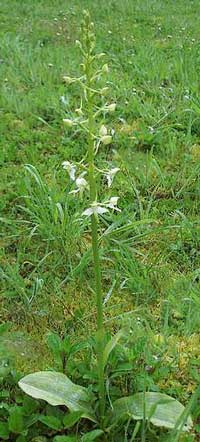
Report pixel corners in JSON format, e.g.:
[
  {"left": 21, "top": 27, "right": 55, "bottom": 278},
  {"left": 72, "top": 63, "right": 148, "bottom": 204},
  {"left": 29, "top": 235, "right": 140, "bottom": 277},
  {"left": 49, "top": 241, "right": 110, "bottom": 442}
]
[
  {"left": 100, "top": 135, "right": 112, "bottom": 145},
  {"left": 107, "top": 103, "right": 116, "bottom": 112},
  {"left": 63, "top": 118, "right": 74, "bottom": 127}
]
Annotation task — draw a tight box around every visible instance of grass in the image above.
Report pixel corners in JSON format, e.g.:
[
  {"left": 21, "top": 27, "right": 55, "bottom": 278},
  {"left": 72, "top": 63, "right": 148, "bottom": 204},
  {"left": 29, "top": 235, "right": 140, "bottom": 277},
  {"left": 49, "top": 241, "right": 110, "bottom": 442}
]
[{"left": 0, "top": 0, "right": 200, "bottom": 439}]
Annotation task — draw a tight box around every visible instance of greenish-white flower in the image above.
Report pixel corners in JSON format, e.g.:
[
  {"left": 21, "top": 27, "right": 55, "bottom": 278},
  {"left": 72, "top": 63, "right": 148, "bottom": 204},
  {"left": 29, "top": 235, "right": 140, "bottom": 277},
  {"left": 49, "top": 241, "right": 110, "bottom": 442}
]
[
  {"left": 105, "top": 167, "right": 120, "bottom": 187},
  {"left": 106, "top": 103, "right": 116, "bottom": 112},
  {"left": 62, "top": 161, "right": 76, "bottom": 181},
  {"left": 99, "top": 125, "right": 107, "bottom": 137},
  {"left": 82, "top": 196, "right": 121, "bottom": 218},
  {"left": 70, "top": 176, "right": 88, "bottom": 195},
  {"left": 82, "top": 203, "right": 108, "bottom": 217},
  {"left": 106, "top": 196, "right": 121, "bottom": 211}
]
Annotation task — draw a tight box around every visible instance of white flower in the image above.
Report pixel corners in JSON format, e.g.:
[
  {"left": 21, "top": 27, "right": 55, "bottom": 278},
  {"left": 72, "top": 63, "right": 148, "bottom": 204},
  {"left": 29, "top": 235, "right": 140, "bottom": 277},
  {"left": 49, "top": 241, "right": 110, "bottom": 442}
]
[
  {"left": 100, "top": 135, "right": 112, "bottom": 145},
  {"left": 82, "top": 203, "right": 108, "bottom": 217},
  {"left": 106, "top": 103, "right": 116, "bottom": 112},
  {"left": 63, "top": 118, "right": 74, "bottom": 127},
  {"left": 99, "top": 125, "right": 107, "bottom": 137},
  {"left": 105, "top": 168, "right": 120, "bottom": 188},
  {"left": 82, "top": 197, "right": 121, "bottom": 218},
  {"left": 62, "top": 161, "right": 76, "bottom": 181},
  {"left": 106, "top": 196, "right": 121, "bottom": 211},
  {"left": 69, "top": 176, "right": 88, "bottom": 195}
]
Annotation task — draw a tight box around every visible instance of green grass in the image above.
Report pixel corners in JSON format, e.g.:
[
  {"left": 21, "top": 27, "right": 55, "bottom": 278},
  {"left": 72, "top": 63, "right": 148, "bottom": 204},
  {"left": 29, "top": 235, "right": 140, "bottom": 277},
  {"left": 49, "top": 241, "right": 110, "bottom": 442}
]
[{"left": 0, "top": 0, "right": 200, "bottom": 438}]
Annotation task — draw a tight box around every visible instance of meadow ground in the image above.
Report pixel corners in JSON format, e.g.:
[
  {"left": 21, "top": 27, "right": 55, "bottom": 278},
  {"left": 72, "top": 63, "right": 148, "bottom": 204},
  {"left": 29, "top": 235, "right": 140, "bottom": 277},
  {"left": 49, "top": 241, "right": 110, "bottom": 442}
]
[{"left": 0, "top": 0, "right": 200, "bottom": 438}]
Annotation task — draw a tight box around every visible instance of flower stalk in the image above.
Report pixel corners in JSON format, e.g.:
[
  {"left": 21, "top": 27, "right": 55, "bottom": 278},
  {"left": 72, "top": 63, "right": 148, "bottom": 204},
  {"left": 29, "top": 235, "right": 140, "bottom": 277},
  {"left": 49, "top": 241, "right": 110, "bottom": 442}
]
[{"left": 84, "top": 17, "right": 106, "bottom": 424}]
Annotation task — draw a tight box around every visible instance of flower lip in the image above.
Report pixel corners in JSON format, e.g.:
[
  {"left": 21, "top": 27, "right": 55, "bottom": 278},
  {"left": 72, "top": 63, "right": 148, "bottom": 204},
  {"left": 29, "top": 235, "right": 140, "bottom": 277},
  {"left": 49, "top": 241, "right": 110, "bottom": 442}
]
[
  {"left": 105, "top": 196, "right": 121, "bottom": 211},
  {"left": 82, "top": 203, "right": 109, "bottom": 217}
]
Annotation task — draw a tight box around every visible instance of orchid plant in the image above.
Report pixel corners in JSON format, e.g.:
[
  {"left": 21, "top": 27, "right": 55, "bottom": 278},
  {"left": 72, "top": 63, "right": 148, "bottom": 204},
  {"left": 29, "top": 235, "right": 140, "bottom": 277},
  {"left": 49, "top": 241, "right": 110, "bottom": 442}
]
[{"left": 19, "top": 11, "right": 194, "bottom": 441}]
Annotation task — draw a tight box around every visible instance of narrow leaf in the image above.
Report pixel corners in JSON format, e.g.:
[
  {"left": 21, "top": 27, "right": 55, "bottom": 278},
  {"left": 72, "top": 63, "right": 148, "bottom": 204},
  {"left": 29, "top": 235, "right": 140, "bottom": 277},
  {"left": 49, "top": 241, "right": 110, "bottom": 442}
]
[
  {"left": 102, "top": 330, "right": 123, "bottom": 370},
  {"left": 53, "top": 437, "right": 78, "bottom": 442}
]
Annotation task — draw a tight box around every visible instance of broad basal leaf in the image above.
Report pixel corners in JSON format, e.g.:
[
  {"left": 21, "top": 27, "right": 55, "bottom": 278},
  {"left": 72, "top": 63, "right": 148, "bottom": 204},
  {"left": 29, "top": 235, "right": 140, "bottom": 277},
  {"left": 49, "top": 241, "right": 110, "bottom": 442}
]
[
  {"left": 81, "top": 430, "right": 104, "bottom": 441},
  {"left": 8, "top": 406, "right": 24, "bottom": 434},
  {"left": 0, "top": 422, "right": 9, "bottom": 440},
  {"left": 19, "top": 371, "right": 96, "bottom": 422},
  {"left": 39, "top": 415, "right": 62, "bottom": 430},
  {"left": 112, "top": 392, "right": 193, "bottom": 431}
]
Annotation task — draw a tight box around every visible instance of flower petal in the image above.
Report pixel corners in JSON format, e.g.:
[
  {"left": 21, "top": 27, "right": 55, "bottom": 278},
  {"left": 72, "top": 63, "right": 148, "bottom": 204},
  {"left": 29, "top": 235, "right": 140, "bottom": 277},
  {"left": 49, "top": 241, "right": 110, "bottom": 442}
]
[
  {"left": 95, "top": 206, "right": 109, "bottom": 215},
  {"left": 99, "top": 125, "right": 107, "bottom": 137},
  {"left": 82, "top": 208, "right": 94, "bottom": 217}
]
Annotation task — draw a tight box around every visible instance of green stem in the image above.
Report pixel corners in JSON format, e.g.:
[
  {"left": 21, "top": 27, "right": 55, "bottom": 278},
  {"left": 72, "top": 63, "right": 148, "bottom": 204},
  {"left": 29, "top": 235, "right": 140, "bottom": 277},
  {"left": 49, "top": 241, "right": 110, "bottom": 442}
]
[{"left": 86, "top": 54, "right": 105, "bottom": 424}]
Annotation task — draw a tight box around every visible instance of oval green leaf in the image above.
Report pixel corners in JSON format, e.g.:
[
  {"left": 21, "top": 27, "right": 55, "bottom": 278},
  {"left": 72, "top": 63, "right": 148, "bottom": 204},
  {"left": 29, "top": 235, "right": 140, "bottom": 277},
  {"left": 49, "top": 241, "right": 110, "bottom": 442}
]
[
  {"left": 112, "top": 392, "right": 193, "bottom": 431},
  {"left": 39, "top": 415, "right": 62, "bottom": 431},
  {"left": 19, "top": 371, "right": 96, "bottom": 422},
  {"left": 81, "top": 430, "right": 104, "bottom": 442}
]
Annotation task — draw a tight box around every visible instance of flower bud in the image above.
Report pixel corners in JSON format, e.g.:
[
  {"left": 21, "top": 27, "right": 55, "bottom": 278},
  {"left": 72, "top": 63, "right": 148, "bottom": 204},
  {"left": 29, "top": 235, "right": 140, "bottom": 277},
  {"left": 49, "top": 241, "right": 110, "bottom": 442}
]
[
  {"left": 102, "top": 63, "right": 109, "bottom": 74},
  {"left": 63, "top": 118, "right": 74, "bottom": 127},
  {"left": 107, "top": 103, "right": 116, "bottom": 112},
  {"left": 100, "top": 135, "right": 112, "bottom": 145}
]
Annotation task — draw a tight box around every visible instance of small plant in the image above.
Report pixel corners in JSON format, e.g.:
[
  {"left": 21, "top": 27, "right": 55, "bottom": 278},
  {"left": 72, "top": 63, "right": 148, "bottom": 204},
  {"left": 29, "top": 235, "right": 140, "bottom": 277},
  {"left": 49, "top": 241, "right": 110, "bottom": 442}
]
[{"left": 18, "top": 11, "right": 194, "bottom": 441}]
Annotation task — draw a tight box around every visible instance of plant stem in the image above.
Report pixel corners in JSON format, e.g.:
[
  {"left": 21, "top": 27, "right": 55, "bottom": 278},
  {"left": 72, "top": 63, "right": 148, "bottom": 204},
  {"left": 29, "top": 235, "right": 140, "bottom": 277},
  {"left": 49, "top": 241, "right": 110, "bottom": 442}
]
[{"left": 86, "top": 54, "right": 105, "bottom": 424}]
